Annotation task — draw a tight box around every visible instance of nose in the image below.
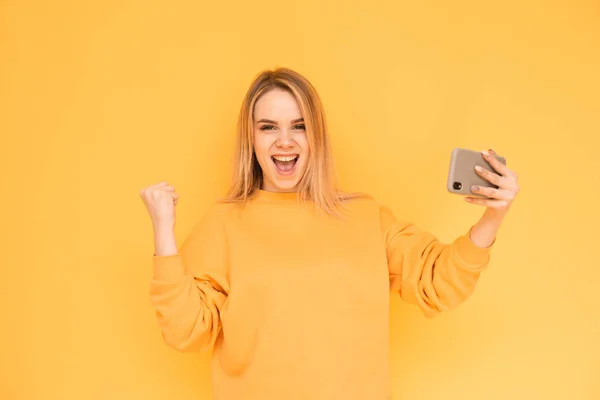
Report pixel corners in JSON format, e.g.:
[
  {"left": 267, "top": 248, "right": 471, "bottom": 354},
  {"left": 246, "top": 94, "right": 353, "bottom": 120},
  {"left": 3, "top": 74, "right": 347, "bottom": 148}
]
[{"left": 275, "top": 128, "right": 294, "bottom": 148}]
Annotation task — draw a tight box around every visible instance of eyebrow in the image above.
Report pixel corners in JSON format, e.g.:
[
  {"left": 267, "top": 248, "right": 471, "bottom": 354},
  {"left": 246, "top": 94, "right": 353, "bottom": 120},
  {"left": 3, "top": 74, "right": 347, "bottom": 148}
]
[{"left": 256, "top": 118, "right": 304, "bottom": 124}]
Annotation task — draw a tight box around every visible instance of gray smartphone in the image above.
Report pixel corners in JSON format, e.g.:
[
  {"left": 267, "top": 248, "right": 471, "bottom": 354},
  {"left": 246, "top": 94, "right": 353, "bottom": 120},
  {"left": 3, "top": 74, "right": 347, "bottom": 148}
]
[{"left": 446, "top": 148, "right": 507, "bottom": 197}]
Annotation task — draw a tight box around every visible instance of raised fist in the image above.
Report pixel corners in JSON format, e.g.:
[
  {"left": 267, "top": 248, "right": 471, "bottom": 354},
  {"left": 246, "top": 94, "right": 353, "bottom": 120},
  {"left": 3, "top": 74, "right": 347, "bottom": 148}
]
[{"left": 139, "top": 181, "right": 179, "bottom": 227}]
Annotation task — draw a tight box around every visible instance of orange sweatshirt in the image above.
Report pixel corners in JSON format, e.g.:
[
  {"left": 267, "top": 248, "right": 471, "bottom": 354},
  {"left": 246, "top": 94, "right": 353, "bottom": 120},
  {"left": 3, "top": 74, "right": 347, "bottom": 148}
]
[{"left": 149, "top": 189, "right": 492, "bottom": 399}]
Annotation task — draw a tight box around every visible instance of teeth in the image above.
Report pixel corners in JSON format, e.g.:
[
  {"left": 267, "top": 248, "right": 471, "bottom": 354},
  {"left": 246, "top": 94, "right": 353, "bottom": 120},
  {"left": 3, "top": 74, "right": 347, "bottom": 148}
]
[{"left": 272, "top": 155, "right": 298, "bottom": 162}]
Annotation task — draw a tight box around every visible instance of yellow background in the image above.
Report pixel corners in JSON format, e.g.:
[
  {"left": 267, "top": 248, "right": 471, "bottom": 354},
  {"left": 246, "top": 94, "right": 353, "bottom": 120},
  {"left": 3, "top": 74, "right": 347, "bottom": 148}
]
[{"left": 2, "top": 0, "right": 599, "bottom": 399}]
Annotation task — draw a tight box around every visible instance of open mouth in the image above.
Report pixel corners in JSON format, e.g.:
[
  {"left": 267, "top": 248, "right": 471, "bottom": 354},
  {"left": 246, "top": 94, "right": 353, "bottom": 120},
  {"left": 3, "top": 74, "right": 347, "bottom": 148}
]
[{"left": 271, "top": 154, "right": 299, "bottom": 176}]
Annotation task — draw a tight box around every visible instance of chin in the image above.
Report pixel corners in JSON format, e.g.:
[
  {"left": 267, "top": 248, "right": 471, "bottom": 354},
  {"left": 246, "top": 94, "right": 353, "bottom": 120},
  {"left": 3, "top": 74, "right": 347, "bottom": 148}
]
[{"left": 272, "top": 179, "right": 301, "bottom": 192}]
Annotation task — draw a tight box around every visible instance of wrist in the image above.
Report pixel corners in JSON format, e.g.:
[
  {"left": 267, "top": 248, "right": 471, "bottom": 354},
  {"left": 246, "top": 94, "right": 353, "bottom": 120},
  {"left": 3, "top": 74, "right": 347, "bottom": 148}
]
[
  {"left": 153, "top": 219, "right": 175, "bottom": 233},
  {"left": 153, "top": 228, "right": 178, "bottom": 257},
  {"left": 483, "top": 207, "right": 507, "bottom": 223},
  {"left": 469, "top": 208, "right": 505, "bottom": 248}
]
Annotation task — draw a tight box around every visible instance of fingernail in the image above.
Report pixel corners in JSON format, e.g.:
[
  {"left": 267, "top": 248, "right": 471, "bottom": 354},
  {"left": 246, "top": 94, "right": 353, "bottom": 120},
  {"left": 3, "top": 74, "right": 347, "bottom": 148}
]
[
  {"left": 481, "top": 149, "right": 489, "bottom": 156},
  {"left": 471, "top": 185, "right": 479, "bottom": 192},
  {"left": 475, "top": 165, "right": 483, "bottom": 172}
]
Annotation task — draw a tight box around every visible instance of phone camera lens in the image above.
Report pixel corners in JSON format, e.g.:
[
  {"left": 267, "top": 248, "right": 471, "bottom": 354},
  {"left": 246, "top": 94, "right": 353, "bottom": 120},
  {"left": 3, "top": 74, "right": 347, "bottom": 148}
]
[{"left": 453, "top": 182, "right": 462, "bottom": 190}]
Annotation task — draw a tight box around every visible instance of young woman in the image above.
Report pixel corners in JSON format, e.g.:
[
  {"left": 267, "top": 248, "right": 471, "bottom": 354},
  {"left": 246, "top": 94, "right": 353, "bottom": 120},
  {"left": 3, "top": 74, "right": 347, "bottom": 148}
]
[{"left": 139, "top": 68, "right": 519, "bottom": 399}]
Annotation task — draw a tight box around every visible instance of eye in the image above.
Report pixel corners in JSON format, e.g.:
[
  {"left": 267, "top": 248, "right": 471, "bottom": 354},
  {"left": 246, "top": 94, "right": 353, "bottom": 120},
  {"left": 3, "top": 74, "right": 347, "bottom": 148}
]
[
  {"left": 293, "top": 124, "right": 306, "bottom": 131},
  {"left": 260, "top": 125, "right": 276, "bottom": 131}
]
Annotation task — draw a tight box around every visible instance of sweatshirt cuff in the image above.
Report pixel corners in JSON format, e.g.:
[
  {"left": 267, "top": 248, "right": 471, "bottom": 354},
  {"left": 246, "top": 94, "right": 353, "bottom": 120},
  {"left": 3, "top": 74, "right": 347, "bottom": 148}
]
[
  {"left": 153, "top": 253, "right": 187, "bottom": 281},
  {"left": 451, "top": 228, "right": 493, "bottom": 269}
]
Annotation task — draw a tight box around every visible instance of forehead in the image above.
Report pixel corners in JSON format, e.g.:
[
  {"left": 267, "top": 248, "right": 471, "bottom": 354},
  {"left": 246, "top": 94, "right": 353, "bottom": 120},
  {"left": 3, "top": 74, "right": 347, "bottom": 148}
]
[{"left": 253, "top": 88, "right": 302, "bottom": 120}]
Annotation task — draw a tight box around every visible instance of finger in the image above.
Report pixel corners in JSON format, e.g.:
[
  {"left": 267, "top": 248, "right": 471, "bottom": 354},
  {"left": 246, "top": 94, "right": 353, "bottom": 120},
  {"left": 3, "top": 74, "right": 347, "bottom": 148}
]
[
  {"left": 474, "top": 165, "right": 504, "bottom": 187},
  {"left": 141, "top": 182, "right": 168, "bottom": 195},
  {"left": 482, "top": 150, "right": 512, "bottom": 177},
  {"left": 469, "top": 185, "right": 507, "bottom": 200},
  {"left": 464, "top": 196, "right": 509, "bottom": 208},
  {"left": 486, "top": 148, "right": 519, "bottom": 179}
]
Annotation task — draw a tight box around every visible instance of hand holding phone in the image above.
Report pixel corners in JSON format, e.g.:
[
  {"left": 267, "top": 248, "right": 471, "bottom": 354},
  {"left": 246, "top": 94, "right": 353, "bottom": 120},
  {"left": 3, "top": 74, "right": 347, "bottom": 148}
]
[{"left": 446, "top": 148, "right": 507, "bottom": 198}]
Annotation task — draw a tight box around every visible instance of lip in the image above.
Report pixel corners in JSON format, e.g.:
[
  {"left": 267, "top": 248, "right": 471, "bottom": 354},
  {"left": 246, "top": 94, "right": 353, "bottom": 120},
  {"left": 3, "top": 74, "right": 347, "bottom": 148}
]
[{"left": 271, "top": 153, "right": 299, "bottom": 157}]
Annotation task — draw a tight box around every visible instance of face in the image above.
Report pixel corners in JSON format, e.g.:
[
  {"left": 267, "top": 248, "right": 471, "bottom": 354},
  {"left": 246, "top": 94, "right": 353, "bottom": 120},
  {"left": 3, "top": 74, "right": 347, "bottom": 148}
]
[{"left": 253, "top": 88, "right": 310, "bottom": 192}]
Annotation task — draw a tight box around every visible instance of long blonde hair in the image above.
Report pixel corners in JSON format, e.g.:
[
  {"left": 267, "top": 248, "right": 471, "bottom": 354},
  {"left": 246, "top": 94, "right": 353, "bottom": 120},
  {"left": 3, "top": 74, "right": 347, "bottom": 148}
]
[{"left": 221, "top": 67, "right": 364, "bottom": 217}]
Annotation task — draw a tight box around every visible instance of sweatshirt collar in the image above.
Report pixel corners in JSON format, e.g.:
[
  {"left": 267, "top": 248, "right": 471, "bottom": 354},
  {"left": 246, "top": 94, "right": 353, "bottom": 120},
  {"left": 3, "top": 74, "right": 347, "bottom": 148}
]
[{"left": 253, "top": 189, "right": 302, "bottom": 203}]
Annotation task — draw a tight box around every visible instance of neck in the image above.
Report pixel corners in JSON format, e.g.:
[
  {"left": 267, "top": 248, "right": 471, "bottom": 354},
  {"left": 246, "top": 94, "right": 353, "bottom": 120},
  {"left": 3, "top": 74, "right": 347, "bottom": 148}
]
[{"left": 254, "top": 188, "right": 302, "bottom": 203}]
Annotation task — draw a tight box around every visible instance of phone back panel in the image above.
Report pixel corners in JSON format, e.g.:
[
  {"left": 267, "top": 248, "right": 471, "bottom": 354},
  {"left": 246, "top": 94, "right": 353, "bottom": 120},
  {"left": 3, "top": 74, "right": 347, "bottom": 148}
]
[{"left": 446, "top": 148, "right": 507, "bottom": 197}]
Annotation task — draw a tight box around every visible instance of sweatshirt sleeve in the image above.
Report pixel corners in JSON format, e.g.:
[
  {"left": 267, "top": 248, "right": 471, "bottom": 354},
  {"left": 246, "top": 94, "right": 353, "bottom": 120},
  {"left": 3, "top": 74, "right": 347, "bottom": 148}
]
[
  {"left": 149, "top": 206, "right": 229, "bottom": 352},
  {"left": 380, "top": 204, "right": 492, "bottom": 318}
]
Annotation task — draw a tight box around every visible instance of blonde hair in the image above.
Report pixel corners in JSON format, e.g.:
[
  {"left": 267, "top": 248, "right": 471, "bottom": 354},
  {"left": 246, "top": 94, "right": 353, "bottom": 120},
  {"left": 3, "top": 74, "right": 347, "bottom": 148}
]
[{"left": 221, "top": 67, "right": 364, "bottom": 217}]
